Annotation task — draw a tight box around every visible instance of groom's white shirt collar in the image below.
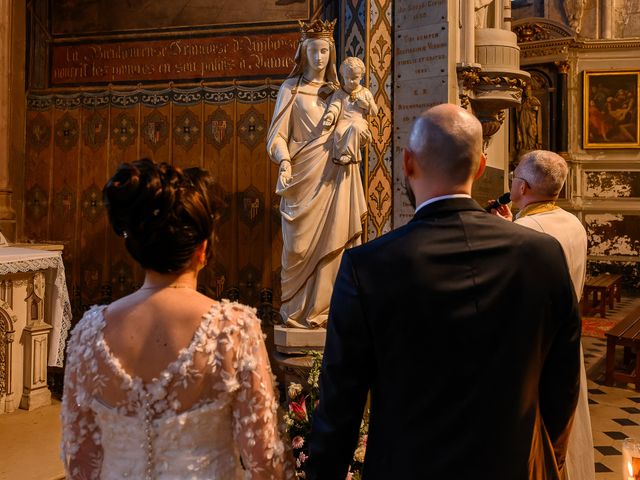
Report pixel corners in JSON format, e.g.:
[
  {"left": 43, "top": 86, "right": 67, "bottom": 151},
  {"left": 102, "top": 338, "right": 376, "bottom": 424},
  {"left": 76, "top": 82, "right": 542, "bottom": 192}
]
[{"left": 415, "top": 194, "right": 471, "bottom": 214}]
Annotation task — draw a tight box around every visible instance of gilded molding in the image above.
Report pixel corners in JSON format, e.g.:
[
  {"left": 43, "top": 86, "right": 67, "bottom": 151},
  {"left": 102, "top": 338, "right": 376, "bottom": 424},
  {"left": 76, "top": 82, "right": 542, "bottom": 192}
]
[{"left": 555, "top": 61, "right": 570, "bottom": 74}]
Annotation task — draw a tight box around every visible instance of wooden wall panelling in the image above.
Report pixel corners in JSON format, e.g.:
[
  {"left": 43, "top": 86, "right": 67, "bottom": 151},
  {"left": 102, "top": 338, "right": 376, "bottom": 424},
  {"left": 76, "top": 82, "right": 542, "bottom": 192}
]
[
  {"left": 24, "top": 102, "right": 53, "bottom": 241},
  {"left": 200, "top": 87, "right": 236, "bottom": 300},
  {"left": 235, "top": 93, "right": 270, "bottom": 307},
  {"left": 106, "top": 92, "right": 143, "bottom": 302},
  {"left": 76, "top": 95, "right": 110, "bottom": 307},
  {"left": 50, "top": 96, "right": 81, "bottom": 298},
  {"left": 108, "top": 92, "right": 141, "bottom": 171},
  {"left": 171, "top": 89, "right": 204, "bottom": 170},
  {"left": 139, "top": 90, "right": 172, "bottom": 164},
  {"left": 267, "top": 85, "right": 283, "bottom": 313},
  {"left": 75, "top": 95, "right": 109, "bottom": 309}
]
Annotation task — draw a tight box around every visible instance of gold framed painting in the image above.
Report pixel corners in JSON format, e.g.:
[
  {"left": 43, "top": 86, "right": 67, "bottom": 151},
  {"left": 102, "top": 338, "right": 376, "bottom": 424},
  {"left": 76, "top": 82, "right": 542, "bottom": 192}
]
[{"left": 583, "top": 70, "right": 640, "bottom": 149}]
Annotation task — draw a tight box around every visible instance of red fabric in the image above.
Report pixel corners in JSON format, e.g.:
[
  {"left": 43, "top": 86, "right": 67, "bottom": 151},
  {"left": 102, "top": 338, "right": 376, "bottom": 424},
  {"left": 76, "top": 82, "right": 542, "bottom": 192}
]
[{"left": 581, "top": 317, "right": 618, "bottom": 338}]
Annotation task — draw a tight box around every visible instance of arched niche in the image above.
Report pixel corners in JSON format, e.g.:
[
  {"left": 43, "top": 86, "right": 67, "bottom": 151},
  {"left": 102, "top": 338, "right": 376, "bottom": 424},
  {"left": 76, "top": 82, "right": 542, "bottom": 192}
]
[{"left": 0, "top": 300, "right": 17, "bottom": 412}]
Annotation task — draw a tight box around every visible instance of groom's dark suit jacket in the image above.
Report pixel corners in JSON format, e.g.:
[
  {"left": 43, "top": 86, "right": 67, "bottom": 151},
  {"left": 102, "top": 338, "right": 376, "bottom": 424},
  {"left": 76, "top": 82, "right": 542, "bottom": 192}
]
[{"left": 307, "top": 197, "right": 581, "bottom": 480}]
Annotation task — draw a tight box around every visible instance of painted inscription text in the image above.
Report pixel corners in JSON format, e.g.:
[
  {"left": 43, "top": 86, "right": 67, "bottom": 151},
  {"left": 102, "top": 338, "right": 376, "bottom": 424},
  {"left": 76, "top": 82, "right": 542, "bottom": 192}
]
[{"left": 52, "top": 33, "right": 298, "bottom": 85}]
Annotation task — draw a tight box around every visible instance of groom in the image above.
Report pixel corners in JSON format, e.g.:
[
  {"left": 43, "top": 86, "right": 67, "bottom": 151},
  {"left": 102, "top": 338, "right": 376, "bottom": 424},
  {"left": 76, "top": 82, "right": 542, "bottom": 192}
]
[{"left": 307, "top": 104, "right": 581, "bottom": 479}]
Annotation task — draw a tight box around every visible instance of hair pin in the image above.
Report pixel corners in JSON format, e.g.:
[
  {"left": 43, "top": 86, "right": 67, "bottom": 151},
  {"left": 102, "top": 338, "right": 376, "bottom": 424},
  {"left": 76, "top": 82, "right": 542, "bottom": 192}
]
[
  {"left": 153, "top": 209, "right": 160, "bottom": 216},
  {"left": 123, "top": 231, "right": 128, "bottom": 239}
]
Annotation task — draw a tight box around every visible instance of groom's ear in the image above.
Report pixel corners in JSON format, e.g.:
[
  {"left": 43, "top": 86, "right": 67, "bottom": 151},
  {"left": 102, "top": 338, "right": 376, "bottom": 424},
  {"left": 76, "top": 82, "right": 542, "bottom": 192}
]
[
  {"left": 474, "top": 153, "right": 487, "bottom": 180},
  {"left": 403, "top": 148, "right": 415, "bottom": 178}
]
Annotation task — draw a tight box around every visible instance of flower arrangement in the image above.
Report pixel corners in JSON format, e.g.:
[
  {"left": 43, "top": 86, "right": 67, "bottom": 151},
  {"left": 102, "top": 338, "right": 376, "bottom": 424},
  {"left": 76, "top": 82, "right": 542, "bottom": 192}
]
[{"left": 284, "top": 351, "right": 369, "bottom": 479}]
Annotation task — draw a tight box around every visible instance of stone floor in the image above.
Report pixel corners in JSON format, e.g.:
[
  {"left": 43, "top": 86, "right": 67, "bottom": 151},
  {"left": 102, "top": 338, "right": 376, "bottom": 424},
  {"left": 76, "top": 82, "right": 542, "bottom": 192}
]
[
  {"left": 584, "top": 294, "right": 640, "bottom": 479},
  {"left": 0, "top": 399, "right": 64, "bottom": 480},
  {"left": 1, "top": 297, "right": 640, "bottom": 479}
]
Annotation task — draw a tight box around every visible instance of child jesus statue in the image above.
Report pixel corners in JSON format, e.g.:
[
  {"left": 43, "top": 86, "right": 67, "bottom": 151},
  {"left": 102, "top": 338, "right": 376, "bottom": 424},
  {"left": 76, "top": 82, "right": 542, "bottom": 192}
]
[{"left": 322, "top": 56, "right": 378, "bottom": 165}]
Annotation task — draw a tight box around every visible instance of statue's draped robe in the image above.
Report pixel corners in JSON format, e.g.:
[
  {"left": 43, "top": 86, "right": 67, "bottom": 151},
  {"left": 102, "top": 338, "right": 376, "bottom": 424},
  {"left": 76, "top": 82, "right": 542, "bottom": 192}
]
[{"left": 267, "top": 76, "right": 367, "bottom": 328}]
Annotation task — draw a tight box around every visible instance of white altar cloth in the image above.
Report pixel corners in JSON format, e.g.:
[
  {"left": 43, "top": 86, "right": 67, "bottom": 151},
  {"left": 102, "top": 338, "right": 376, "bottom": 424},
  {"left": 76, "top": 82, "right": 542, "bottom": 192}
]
[{"left": 0, "top": 247, "right": 71, "bottom": 367}]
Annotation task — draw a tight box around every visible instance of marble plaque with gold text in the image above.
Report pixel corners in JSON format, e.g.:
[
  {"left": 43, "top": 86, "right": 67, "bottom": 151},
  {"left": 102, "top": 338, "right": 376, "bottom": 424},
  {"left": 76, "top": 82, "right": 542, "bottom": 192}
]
[{"left": 393, "top": 0, "right": 449, "bottom": 226}]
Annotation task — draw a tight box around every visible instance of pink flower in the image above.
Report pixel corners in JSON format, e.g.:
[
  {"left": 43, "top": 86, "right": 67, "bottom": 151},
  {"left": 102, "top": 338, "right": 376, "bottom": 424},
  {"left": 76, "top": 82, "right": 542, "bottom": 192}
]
[
  {"left": 289, "top": 397, "right": 308, "bottom": 422},
  {"left": 359, "top": 434, "right": 368, "bottom": 446},
  {"left": 345, "top": 473, "right": 353, "bottom": 480},
  {"left": 292, "top": 435, "right": 305, "bottom": 449},
  {"left": 298, "top": 452, "right": 308, "bottom": 464}
]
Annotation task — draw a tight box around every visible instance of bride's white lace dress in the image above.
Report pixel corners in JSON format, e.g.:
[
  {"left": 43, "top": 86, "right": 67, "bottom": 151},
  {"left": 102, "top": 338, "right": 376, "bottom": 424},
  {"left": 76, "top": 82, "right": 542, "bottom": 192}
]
[{"left": 61, "top": 300, "right": 293, "bottom": 479}]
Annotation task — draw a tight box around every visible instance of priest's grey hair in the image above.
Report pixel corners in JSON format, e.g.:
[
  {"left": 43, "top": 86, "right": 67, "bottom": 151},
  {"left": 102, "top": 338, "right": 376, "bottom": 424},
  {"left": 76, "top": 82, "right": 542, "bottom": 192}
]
[{"left": 516, "top": 150, "right": 568, "bottom": 197}]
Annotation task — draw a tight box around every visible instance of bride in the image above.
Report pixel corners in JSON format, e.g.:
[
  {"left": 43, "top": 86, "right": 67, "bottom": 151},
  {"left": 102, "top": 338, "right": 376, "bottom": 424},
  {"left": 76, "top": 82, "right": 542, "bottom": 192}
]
[{"left": 61, "top": 159, "right": 293, "bottom": 479}]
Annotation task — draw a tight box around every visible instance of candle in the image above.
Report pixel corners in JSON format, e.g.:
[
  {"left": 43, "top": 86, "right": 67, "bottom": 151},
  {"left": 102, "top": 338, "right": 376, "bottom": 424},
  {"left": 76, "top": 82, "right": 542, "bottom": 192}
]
[{"left": 623, "top": 438, "right": 640, "bottom": 479}]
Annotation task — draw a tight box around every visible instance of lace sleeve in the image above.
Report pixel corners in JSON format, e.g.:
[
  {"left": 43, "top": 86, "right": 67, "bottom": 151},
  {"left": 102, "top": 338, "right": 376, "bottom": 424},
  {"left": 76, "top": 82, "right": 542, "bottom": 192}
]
[
  {"left": 61, "top": 316, "right": 103, "bottom": 480},
  {"left": 228, "top": 304, "right": 293, "bottom": 479}
]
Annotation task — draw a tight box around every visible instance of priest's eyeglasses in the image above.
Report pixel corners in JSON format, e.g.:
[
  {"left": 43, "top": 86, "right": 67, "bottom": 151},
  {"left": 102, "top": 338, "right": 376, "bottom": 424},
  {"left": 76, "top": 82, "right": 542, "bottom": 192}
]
[{"left": 508, "top": 171, "right": 529, "bottom": 188}]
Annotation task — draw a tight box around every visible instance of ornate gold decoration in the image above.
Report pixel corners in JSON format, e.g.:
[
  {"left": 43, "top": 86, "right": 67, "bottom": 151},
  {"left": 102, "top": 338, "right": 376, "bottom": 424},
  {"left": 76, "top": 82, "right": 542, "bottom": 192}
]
[
  {"left": 479, "top": 75, "right": 528, "bottom": 89},
  {"left": 368, "top": 162, "right": 392, "bottom": 233},
  {"left": 555, "top": 61, "right": 570, "bottom": 74},
  {"left": 520, "top": 43, "right": 570, "bottom": 59},
  {"left": 370, "top": 26, "right": 392, "bottom": 75},
  {"left": 513, "top": 18, "right": 575, "bottom": 41},
  {"left": 369, "top": 101, "right": 391, "bottom": 155},
  {"left": 513, "top": 23, "right": 549, "bottom": 43},
  {"left": 299, "top": 19, "right": 336, "bottom": 43},
  {"left": 457, "top": 65, "right": 481, "bottom": 111},
  {"left": 458, "top": 65, "right": 481, "bottom": 90}
]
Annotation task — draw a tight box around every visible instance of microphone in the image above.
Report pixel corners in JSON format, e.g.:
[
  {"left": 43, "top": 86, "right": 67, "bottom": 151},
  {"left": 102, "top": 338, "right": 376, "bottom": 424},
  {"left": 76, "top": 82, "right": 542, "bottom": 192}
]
[{"left": 484, "top": 192, "right": 511, "bottom": 212}]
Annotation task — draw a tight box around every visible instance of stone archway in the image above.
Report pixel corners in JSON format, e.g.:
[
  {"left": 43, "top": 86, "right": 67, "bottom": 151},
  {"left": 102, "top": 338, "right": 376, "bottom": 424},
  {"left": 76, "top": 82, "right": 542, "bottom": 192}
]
[{"left": 0, "top": 302, "right": 16, "bottom": 412}]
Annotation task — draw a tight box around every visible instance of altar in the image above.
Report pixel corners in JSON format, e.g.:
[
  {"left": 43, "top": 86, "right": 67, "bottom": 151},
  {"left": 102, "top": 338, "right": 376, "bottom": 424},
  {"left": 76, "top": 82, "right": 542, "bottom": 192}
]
[{"left": 0, "top": 247, "right": 72, "bottom": 413}]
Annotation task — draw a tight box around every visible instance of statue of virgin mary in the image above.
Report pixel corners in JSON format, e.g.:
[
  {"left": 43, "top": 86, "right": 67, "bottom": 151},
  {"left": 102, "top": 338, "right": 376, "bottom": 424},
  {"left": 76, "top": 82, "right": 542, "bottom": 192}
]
[{"left": 267, "top": 19, "right": 367, "bottom": 329}]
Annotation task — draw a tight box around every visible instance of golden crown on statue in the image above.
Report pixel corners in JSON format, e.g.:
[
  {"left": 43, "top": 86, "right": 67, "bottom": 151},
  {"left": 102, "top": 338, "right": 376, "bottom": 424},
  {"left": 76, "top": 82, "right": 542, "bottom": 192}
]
[{"left": 299, "top": 19, "right": 336, "bottom": 42}]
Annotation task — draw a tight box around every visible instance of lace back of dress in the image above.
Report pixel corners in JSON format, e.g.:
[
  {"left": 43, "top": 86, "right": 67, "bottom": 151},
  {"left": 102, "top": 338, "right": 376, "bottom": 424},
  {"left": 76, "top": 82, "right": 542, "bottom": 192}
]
[{"left": 61, "top": 300, "right": 294, "bottom": 479}]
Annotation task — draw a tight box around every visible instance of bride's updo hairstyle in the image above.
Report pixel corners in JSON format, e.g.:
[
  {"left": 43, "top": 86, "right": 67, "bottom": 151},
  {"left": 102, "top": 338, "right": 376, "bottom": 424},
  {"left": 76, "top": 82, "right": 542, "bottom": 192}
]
[{"left": 103, "top": 158, "right": 219, "bottom": 273}]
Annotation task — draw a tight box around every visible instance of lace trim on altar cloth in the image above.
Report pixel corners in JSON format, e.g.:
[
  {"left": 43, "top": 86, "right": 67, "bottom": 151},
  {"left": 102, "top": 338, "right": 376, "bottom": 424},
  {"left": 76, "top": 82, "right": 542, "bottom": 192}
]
[{"left": 0, "top": 254, "right": 71, "bottom": 367}]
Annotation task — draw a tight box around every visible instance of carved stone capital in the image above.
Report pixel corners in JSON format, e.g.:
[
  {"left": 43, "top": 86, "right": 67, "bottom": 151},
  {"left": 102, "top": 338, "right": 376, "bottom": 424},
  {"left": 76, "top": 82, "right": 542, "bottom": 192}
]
[{"left": 555, "top": 61, "right": 570, "bottom": 74}]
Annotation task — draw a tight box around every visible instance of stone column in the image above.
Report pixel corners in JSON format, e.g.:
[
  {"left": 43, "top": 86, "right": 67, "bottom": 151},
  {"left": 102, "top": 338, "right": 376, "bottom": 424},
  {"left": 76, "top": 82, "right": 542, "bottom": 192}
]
[
  {"left": 0, "top": 0, "right": 16, "bottom": 240},
  {"left": 19, "top": 322, "right": 52, "bottom": 410},
  {"left": 555, "top": 61, "right": 570, "bottom": 153},
  {"left": 20, "top": 272, "right": 51, "bottom": 410},
  {"left": 493, "top": 0, "right": 503, "bottom": 29},
  {"left": 503, "top": 0, "right": 512, "bottom": 31},
  {"left": 461, "top": 0, "right": 475, "bottom": 65},
  {"left": 3, "top": 330, "right": 14, "bottom": 413},
  {"left": 601, "top": 0, "right": 613, "bottom": 39}
]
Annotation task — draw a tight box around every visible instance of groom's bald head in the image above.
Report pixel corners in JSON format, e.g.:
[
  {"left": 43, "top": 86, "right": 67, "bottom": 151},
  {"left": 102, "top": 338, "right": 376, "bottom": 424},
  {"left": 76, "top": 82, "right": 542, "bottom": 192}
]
[{"left": 408, "top": 104, "right": 484, "bottom": 185}]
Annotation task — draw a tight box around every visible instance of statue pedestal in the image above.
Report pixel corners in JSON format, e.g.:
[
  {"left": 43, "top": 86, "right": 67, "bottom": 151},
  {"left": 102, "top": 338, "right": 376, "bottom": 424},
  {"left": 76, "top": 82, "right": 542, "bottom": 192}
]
[
  {"left": 273, "top": 325, "right": 326, "bottom": 354},
  {"left": 273, "top": 325, "right": 326, "bottom": 389}
]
